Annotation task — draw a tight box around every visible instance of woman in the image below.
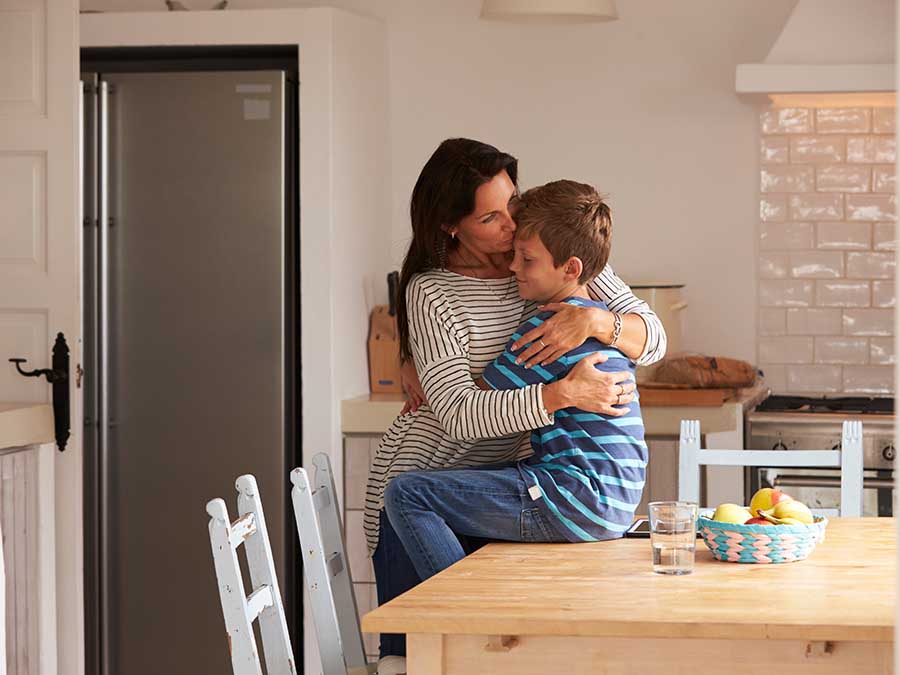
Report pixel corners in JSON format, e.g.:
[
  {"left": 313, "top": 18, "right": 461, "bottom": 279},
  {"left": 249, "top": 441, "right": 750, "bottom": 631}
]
[{"left": 366, "top": 138, "right": 666, "bottom": 670}]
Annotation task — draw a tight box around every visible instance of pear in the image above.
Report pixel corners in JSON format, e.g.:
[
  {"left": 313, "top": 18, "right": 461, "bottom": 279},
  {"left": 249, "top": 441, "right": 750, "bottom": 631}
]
[{"left": 711, "top": 503, "right": 753, "bottom": 525}]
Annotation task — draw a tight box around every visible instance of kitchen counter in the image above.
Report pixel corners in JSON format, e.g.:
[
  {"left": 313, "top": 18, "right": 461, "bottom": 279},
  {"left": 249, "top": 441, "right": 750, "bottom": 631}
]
[
  {"left": 362, "top": 517, "right": 894, "bottom": 674},
  {"left": 341, "top": 383, "right": 770, "bottom": 436},
  {"left": 0, "top": 403, "right": 54, "bottom": 452}
]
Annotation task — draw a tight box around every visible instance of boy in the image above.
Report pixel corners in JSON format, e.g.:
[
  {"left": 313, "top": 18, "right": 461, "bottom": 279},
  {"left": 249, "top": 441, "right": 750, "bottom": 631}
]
[{"left": 383, "top": 180, "right": 646, "bottom": 581}]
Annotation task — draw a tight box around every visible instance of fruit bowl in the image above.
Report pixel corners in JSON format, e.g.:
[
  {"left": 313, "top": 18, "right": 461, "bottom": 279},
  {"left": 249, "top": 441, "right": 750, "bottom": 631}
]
[{"left": 697, "top": 513, "right": 828, "bottom": 564}]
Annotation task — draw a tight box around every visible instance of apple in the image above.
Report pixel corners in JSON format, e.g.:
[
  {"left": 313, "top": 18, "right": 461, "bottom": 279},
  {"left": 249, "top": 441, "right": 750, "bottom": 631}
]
[
  {"left": 744, "top": 517, "right": 772, "bottom": 525},
  {"left": 711, "top": 503, "right": 753, "bottom": 525},
  {"left": 748, "top": 487, "right": 793, "bottom": 518}
]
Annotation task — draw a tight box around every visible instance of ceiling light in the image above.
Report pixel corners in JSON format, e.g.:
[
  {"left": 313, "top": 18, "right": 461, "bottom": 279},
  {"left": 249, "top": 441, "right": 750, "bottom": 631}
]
[{"left": 480, "top": 0, "right": 619, "bottom": 23}]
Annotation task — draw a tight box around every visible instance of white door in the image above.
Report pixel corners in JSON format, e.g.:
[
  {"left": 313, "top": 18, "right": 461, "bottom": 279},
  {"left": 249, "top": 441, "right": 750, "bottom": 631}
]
[{"left": 0, "top": 0, "right": 83, "bottom": 673}]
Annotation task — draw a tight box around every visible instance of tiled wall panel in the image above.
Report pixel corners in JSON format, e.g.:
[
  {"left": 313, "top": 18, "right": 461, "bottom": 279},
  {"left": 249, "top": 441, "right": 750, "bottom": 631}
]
[{"left": 759, "top": 106, "right": 896, "bottom": 394}]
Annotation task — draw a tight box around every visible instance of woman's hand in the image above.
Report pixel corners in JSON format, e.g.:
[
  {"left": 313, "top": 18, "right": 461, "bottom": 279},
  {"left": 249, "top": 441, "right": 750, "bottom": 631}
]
[
  {"left": 511, "top": 303, "right": 609, "bottom": 368},
  {"left": 543, "top": 352, "right": 636, "bottom": 417},
  {"left": 399, "top": 360, "right": 427, "bottom": 415}
]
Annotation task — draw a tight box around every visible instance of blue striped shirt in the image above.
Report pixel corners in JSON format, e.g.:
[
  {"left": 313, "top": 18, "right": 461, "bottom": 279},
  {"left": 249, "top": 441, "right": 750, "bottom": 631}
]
[{"left": 481, "top": 297, "right": 646, "bottom": 542}]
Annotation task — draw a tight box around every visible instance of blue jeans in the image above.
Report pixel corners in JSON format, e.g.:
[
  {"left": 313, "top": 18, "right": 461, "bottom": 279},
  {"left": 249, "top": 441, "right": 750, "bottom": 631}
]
[
  {"left": 372, "top": 508, "right": 489, "bottom": 658},
  {"left": 383, "top": 464, "right": 566, "bottom": 582}
]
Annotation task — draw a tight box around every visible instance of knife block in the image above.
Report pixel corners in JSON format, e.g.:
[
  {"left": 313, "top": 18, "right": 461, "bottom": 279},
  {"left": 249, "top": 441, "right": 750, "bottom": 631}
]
[{"left": 368, "top": 305, "right": 403, "bottom": 393}]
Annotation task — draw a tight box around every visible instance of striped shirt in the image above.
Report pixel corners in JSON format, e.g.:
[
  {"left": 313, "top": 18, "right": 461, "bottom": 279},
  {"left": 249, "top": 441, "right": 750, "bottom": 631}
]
[
  {"left": 363, "top": 265, "right": 665, "bottom": 554},
  {"left": 482, "top": 297, "right": 646, "bottom": 542}
]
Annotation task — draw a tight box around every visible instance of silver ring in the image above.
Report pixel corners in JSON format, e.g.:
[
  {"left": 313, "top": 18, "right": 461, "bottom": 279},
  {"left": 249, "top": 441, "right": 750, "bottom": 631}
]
[{"left": 539, "top": 338, "right": 547, "bottom": 348}]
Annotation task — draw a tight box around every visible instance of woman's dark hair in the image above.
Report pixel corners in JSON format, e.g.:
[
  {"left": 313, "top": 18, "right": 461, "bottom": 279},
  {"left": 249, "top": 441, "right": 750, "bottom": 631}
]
[{"left": 397, "top": 138, "right": 518, "bottom": 363}]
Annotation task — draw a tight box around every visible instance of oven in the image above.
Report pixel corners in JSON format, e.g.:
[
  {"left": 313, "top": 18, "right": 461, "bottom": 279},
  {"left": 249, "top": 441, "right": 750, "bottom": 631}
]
[{"left": 745, "top": 396, "right": 895, "bottom": 517}]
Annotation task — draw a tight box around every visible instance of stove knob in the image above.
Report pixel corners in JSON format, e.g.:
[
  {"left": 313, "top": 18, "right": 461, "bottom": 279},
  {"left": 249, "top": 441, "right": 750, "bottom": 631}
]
[
  {"left": 883, "top": 445, "right": 895, "bottom": 462},
  {"left": 772, "top": 441, "right": 787, "bottom": 450}
]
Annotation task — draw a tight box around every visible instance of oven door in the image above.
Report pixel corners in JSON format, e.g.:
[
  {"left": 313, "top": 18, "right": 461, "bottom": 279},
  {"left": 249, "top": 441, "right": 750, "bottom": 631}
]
[{"left": 746, "top": 467, "right": 894, "bottom": 517}]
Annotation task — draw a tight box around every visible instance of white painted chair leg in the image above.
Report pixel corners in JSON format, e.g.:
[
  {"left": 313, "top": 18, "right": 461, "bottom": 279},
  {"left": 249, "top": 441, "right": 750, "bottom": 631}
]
[{"left": 677, "top": 419, "right": 701, "bottom": 505}]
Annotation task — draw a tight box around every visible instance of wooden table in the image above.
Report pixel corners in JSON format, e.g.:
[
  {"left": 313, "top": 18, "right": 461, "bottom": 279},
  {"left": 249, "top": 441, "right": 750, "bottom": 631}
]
[{"left": 362, "top": 518, "right": 895, "bottom": 674}]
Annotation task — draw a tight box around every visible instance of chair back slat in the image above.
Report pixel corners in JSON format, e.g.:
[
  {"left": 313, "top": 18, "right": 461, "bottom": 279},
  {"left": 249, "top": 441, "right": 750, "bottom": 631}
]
[{"left": 678, "top": 419, "right": 865, "bottom": 517}]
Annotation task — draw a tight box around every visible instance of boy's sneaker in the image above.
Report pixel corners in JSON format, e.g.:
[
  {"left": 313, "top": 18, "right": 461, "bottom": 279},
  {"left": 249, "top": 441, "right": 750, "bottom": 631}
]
[{"left": 377, "top": 655, "right": 407, "bottom": 675}]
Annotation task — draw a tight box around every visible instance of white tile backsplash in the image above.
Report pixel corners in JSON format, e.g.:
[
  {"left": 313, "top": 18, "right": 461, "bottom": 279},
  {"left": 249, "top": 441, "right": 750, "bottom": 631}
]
[{"left": 759, "top": 105, "right": 895, "bottom": 395}]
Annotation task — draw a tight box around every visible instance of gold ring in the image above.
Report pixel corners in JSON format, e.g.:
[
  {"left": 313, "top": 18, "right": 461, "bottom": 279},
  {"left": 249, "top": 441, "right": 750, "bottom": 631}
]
[
  {"left": 616, "top": 393, "right": 622, "bottom": 405},
  {"left": 539, "top": 338, "right": 547, "bottom": 348}
]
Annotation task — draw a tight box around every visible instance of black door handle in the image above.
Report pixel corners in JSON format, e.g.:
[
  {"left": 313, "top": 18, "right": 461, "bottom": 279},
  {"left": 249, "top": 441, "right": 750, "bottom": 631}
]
[{"left": 9, "top": 332, "right": 71, "bottom": 451}]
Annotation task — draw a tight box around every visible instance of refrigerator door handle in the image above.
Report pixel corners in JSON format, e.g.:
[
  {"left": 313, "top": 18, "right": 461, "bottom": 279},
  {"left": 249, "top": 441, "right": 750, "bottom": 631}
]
[{"left": 98, "top": 78, "right": 111, "bottom": 675}]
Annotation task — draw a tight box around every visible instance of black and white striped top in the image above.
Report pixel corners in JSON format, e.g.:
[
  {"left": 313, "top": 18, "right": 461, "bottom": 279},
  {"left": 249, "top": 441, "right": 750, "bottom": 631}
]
[{"left": 363, "top": 265, "right": 666, "bottom": 554}]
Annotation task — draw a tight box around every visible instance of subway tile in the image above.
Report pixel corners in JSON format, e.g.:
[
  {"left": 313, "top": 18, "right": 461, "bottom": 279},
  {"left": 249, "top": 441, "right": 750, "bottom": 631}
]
[
  {"left": 760, "top": 137, "right": 789, "bottom": 164},
  {"left": 760, "top": 222, "right": 814, "bottom": 250},
  {"left": 761, "top": 108, "right": 812, "bottom": 134},
  {"left": 759, "top": 280, "right": 814, "bottom": 307},
  {"left": 846, "top": 252, "right": 895, "bottom": 279},
  {"left": 760, "top": 196, "right": 787, "bottom": 222},
  {"left": 873, "top": 222, "right": 897, "bottom": 250},
  {"left": 786, "top": 308, "right": 843, "bottom": 335},
  {"left": 786, "top": 365, "right": 842, "bottom": 393},
  {"left": 789, "top": 193, "right": 843, "bottom": 221},
  {"left": 758, "top": 364, "right": 787, "bottom": 392},
  {"left": 872, "top": 280, "right": 896, "bottom": 308},
  {"left": 846, "top": 194, "right": 896, "bottom": 222},
  {"left": 345, "top": 511, "right": 375, "bottom": 583},
  {"left": 816, "top": 280, "right": 870, "bottom": 307},
  {"left": 761, "top": 166, "right": 814, "bottom": 193},
  {"left": 873, "top": 165, "right": 896, "bottom": 193},
  {"left": 759, "top": 308, "right": 787, "bottom": 336},
  {"left": 815, "top": 166, "right": 871, "bottom": 193},
  {"left": 790, "top": 135, "right": 844, "bottom": 164},
  {"left": 759, "top": 337, "right": 813, "bottom": 364},
  {"left": 759, "top": 253, "right": 789, "bottom": 278},
  {"left": 815, "top": 108, "right": 871, "bottom": 133},
  {"left": 873, "top": 107, "right": 896, "bottom": 134},
  {"left": 789, "top": 251, "right": 843, "bottom": 278},
  {"left": 843, "top": 366, "right": 895, "bottom": 394},
  {"left": 847, "top": 136, "right": 897, "bottom": 163},
  {"left": 354, "top": 582, "right": 379, "bottom": 656},
  {"left": 870, "top": 338, "right": 895, "bottom": 365},
  {"left": 843, "top": 309, "right": 894, "bottom": 336},
  {"left": 816, "top": 222, "right": 870, "bottom": 250},
  {"left": 814, "top": 337, "right": 869, "bottom": 364}
]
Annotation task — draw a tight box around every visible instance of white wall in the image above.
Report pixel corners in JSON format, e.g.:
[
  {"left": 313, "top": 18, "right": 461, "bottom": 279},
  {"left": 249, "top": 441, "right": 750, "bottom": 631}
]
[{"left": 79, "top": 0, "right": 800, "bottom": 364}]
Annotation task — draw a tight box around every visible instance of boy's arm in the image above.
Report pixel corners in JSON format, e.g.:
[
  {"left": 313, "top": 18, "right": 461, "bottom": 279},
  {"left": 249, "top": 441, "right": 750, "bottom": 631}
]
[{"left": 483, "top": 313, "right": 570, "bottom": 391}]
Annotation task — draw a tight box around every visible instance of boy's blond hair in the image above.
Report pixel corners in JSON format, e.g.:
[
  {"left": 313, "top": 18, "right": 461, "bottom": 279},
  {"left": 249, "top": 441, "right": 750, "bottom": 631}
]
[{"left": 513, "top": 180, "right": 611, "bottom": 283}]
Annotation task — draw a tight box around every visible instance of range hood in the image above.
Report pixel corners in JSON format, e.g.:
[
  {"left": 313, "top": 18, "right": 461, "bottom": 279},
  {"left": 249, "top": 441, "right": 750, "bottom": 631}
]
[{"left": 736, "top": 0, "right": 896, "bottom": 99}]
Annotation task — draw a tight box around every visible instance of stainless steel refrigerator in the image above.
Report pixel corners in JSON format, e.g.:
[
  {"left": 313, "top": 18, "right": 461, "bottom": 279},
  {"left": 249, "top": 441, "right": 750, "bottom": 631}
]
[{"left": 81, "top": 50, "right": 300, "bottom": 675}]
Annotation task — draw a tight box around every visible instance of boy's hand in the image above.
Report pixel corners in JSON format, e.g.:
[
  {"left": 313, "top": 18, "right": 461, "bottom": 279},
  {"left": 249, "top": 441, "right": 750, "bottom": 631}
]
[{"left": 512, "top": 303, "right": 602, "bottom": 367}]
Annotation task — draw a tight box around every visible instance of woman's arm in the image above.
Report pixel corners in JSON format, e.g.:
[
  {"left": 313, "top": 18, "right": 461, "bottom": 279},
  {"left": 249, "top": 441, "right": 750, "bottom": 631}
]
[
  {"left": 511, "top": 264, "right": 667, "bottom": 367},
  {"left": 409, "top": 280, "right": 635, "bottom": 441}
]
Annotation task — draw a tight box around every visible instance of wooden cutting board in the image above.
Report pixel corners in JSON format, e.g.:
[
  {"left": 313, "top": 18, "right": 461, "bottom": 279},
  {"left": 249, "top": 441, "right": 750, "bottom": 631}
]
[{"left": 638, "top": 382, "right": 736, "bottom": 407}]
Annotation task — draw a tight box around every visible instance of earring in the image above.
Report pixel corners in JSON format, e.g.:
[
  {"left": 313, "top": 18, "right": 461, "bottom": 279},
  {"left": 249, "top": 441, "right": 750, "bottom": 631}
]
[{"left": 450, "top": 231, "right": 456, "bottom": 240}]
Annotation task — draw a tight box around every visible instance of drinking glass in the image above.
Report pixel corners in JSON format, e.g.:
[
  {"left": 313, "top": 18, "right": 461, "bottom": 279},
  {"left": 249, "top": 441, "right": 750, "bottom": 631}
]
[{"left": 648, "top": 501, "right": 698, "bottom": 575}]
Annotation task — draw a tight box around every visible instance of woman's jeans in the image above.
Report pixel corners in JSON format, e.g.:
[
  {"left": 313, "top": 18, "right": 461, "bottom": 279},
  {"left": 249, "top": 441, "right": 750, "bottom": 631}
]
[
  {"left": 383, "top": 465, "right": 566, "bottom": 583},
  {"left": 372, "top": 508, "right": 491, "bottom": 658}
]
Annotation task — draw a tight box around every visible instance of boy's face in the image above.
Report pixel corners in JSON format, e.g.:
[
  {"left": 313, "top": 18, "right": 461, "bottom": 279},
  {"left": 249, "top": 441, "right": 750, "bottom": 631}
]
[{"left": 509, "top": 233, "right": 577, "bottom": 303}]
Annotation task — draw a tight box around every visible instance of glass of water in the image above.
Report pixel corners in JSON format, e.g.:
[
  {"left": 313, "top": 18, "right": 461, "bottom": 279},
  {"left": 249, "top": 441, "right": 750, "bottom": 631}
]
[{"left": 648, "top": 501, "right": 698, "bottom": 575}]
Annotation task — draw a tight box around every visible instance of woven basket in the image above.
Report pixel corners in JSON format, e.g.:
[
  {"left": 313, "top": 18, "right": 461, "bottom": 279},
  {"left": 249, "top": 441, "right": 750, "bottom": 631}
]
[{"left": 697, "top": 513, "right": 828, "bottom": 564}]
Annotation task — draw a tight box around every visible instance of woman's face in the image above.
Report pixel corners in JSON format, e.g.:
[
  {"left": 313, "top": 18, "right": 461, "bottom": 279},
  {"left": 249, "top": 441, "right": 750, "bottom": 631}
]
[{"left": 450, "top": 170, "right": 518, "bottom": 255}]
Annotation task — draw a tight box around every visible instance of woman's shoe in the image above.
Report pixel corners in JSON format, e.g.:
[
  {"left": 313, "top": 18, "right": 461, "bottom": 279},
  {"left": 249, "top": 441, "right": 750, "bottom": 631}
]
[{"left": 377, "top": 655, "right": 407, "bottom": 675}]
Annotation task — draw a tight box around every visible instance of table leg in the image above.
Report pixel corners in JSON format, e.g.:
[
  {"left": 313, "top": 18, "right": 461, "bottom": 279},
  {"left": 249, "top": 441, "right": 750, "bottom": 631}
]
[{"left": 408, "top": 633, "right": 444, "bottom": 675}]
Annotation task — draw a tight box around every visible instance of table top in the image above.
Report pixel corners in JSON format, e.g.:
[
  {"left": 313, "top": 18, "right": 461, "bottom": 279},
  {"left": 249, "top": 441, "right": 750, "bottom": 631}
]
[{"left": 362, "top": 518, "right": 896, "bottom": 642}]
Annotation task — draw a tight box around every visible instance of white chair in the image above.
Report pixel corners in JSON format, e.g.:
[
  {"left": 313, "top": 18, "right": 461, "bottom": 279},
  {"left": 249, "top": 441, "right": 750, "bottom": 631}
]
[
  {"left": 678, "top": 419, "right": 864, "bottom": 517},
  {"left": 290, "top": 453, "right": 376, "bottom": 675},
  {"left": 207, "top": 475, "right": 296, "bottom": 675}
]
